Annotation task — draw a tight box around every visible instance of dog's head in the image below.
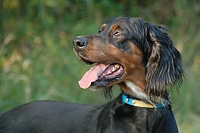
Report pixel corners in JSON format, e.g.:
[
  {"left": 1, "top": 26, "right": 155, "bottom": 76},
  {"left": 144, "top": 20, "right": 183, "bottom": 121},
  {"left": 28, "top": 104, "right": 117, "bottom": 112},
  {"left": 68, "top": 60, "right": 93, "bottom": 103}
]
[{"left": 73, "top": 17, "right": 183, "bottom": 101}]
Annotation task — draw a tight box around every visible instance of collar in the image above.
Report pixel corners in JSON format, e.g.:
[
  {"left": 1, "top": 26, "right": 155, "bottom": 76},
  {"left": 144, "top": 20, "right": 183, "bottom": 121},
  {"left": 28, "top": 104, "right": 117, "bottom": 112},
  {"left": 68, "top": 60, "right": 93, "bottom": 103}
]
[{"left": 122, "top": 93, "right": 169, "bottom": 108}]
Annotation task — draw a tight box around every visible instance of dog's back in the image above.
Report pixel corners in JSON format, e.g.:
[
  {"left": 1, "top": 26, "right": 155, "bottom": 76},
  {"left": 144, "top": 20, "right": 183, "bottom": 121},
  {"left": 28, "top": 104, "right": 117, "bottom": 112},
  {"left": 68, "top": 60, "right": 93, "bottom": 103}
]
[
  {"left": 0, "top": 95, "right": 178, "bottom": 133},
  {"left": 0, "top": 101, "right": 101, "bottom": 133}
]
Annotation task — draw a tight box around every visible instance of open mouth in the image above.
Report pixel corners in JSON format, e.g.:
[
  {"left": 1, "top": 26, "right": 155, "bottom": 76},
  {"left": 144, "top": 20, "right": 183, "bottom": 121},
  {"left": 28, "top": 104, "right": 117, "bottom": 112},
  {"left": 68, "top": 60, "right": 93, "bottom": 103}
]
[{"left": 78, "top": 63, "right": 124, "bottom": 89}]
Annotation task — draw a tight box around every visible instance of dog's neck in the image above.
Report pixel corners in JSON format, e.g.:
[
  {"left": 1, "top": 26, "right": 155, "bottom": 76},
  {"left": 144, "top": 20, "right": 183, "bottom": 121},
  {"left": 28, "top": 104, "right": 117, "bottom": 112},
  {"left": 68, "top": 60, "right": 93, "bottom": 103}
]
[
  {"left": 121, "top": 93, "right": 169, "bottom": 108},
  {"left": 125, "top": 81, "right": 148, "bottom": 99},
  {"left": 119, "top": 81, "right": 169, "bottom": 106},
  {"left": 119, "top": 81, "right": 148, "bottom": 99}
]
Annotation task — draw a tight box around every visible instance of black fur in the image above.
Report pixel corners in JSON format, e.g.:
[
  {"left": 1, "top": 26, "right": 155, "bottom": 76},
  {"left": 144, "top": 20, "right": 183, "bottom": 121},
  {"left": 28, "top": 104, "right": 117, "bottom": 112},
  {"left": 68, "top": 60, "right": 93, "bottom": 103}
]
[
  {"left": 145, "top": 22, "right": 183, "bottom": 97},
  {"left": 0, "top": 17, "right": 183, "bottom": 133},
  {"left": 0, "top": 95, "right": 178, "bottom": 133}
]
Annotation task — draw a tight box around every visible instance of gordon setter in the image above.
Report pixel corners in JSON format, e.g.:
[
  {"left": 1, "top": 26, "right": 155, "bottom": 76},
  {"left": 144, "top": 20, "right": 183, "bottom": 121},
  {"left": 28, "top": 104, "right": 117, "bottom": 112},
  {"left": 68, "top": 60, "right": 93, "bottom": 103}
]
[{"left": 0, "top": 17, "right": 183, "bottom": 133}]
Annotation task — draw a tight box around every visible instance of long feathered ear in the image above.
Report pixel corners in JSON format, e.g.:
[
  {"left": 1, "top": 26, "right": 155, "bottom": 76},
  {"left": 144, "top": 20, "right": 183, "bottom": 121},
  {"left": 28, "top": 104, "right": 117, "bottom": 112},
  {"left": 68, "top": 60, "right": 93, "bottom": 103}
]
[{"left": 145, "top": 23, "right": 184, "bottom": 97}]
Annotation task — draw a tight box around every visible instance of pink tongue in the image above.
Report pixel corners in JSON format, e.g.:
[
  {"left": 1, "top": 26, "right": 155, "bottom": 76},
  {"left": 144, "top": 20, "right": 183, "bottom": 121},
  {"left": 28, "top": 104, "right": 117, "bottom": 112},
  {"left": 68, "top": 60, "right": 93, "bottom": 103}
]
[{"left": 78, "top": 64, "right": 108, "bottom": 89}]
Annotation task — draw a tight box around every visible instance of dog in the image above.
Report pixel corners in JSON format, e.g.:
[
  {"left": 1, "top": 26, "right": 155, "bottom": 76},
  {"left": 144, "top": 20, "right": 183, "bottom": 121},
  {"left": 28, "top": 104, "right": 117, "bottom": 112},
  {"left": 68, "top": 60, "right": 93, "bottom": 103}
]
[{"left": 0, "top": 17, "right": 183, "bottom": 133}]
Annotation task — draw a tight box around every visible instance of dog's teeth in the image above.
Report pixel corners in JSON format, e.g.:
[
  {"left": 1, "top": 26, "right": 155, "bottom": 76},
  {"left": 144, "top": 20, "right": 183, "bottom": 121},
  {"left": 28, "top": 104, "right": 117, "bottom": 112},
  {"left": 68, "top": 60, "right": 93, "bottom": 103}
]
[
  {"left": 112, "top": 67, "right": 116, "bottom": 72},
  {"left": 107, "top": 71, "right": 112, "bottom": 74},
  {"left": 115, "top": 64, "right": 120, "bottom": 69}
]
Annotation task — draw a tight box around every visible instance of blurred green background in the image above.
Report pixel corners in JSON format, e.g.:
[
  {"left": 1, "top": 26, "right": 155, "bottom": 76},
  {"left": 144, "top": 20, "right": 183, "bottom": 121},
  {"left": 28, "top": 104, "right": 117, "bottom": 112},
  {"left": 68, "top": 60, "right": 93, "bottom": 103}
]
[{"left": 0, "top": 0, "right": 199, "bottom": 132}]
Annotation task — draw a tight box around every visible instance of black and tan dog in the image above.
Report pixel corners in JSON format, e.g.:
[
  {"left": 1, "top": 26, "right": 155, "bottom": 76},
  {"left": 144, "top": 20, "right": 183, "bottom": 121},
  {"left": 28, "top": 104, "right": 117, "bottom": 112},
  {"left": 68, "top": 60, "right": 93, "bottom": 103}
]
[{"left": 0, "top": 17, "right": 183, "bottom": 133}]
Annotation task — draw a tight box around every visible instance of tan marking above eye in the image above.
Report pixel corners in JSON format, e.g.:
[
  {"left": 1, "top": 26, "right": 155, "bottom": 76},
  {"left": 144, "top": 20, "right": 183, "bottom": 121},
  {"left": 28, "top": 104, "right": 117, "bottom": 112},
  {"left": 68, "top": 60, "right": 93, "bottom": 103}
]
[
  {"left": 99, "top": 24, "right": 106, "bottom": 33},
  {"left": 111, "top": 24, "right": 124, "bottom": 38},
  {"left": 111, "top": 24, "right": 119, "bottom": 32}
]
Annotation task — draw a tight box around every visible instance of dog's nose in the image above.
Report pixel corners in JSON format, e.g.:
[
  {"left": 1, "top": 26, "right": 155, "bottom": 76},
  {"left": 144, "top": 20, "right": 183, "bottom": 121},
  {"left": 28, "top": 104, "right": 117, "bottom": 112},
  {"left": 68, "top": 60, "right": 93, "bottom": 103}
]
[{"left": 73, "top": 37, "right": 88, "bottom": 49}]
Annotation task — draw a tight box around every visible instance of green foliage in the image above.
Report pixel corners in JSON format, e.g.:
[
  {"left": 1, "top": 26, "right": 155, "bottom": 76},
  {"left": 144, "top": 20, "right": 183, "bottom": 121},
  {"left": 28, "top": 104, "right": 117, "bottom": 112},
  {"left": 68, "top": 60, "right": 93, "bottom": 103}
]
[{"left": 0, "top": 0, "right": 199, "bottom": 132}]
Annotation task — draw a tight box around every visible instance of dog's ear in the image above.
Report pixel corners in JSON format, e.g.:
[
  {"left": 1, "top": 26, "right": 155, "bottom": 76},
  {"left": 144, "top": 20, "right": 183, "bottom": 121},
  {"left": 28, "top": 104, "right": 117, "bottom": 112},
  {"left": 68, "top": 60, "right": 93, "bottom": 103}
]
[{"left": 145, "top": 23, "right": 184, "bottom": 97}]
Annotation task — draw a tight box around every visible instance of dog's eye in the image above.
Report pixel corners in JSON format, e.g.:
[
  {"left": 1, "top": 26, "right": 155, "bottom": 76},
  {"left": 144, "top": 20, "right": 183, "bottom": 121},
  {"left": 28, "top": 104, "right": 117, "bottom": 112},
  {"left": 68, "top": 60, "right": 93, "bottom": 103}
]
[
  {"left": 113, "top": 31, "right": 124, "bottom": 38},
  {"left": 99, "top": 28, "right": 105, "bottom": 33},
  {"left": 99, "top": 29, "right": 103, "bottom": 33}
]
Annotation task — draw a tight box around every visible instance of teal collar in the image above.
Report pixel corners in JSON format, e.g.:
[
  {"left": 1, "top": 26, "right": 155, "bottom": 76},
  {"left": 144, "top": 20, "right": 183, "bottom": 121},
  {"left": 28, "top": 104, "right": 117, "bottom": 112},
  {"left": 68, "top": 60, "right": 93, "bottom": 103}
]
[{"left": 122, "top": 93, "right": 169, "bottom": 108}]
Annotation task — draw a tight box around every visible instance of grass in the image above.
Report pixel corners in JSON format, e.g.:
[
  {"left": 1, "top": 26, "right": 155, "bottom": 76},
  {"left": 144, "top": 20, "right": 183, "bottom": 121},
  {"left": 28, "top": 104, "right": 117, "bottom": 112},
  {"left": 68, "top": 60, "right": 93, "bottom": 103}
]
[
  {"left": 0, "top": 22, "right": 200, "bottom": 132},
  {"left": 173, "top": 69, "right": 200, "bottom": 133},
  {"left": 0, "top": 0, "right": 199, "bottom": 132}
]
